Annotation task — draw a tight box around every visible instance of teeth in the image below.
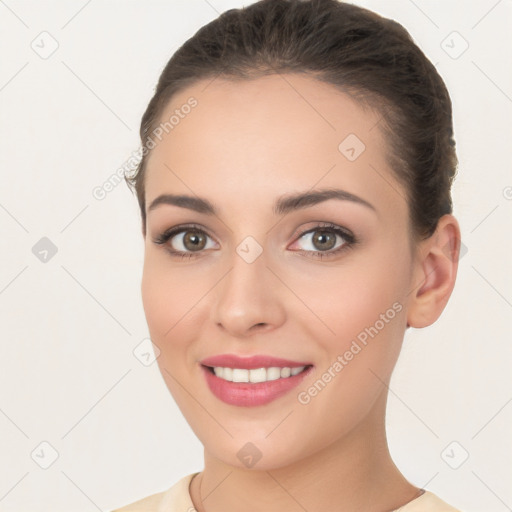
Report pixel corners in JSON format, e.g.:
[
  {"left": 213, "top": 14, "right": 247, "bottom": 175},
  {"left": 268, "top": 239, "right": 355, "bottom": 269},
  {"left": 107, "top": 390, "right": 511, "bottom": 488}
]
[
  {"left": 212, "top": 365, "right": 307, "bottom": 383},
  {"left": 248, "top": 367, "right": 266, "bottom": 383},
  {"left": 232, "top": 368, "right": 248, "bottom": 382},
  {"left": 223, "top": 367, "right": 233, "bottom": 381}
]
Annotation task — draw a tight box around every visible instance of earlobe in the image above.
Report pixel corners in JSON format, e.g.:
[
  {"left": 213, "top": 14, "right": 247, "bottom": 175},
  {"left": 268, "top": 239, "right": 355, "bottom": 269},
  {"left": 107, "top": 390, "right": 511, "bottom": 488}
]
[{"left": 407, "top": 214, "right": 461, "bottom": 329}]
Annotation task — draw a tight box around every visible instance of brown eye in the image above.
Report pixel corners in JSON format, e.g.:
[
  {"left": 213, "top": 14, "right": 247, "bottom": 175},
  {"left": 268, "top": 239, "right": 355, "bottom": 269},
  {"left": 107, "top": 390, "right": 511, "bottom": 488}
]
[
  {"left": 290, "top": 223, "right": 357, "bottom": 259},
  {"left": 311, "top": 230, "right": 337, "bottom": 251},
  {"left": 296, "top": 227, "right": 350, "bottom": 253},
  {"left": 180, "top": 230, "right": 208, "bottom": 252},
  {"left": 152, "top": 224, "right": 217, "bottom": 258}
]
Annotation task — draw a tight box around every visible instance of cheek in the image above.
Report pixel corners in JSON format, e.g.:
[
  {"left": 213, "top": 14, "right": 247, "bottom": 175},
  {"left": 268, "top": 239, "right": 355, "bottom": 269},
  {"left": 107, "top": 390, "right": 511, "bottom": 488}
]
[
  {"left": 140, "top": 255, "right": 218, "bottom": 435},
  {"left": 295, "top": 241, "right": 411, "bottom": 400},
  {"left": 288, "top": 275, "right": 408, "bottom": 453},
  {"left": 301, "top": 244, "right": 410, "bottom": 393},
  {"left": 331, "top": 269, "right": 405, "bottom": 341},
  {"left": 141, "top": 251, "right": 215, "bottom": 378},
  {"left": 141, "top": 251, "right": 201, "bottom": 333},
  {"left": 141, "top": 259, "right": 195, "bottom": 403},
  {"left": 141, "top": 258, "right": 173, "bottom": 338},
  {"left": 295, "top": 248, "right": 409, "bottom": 346}
]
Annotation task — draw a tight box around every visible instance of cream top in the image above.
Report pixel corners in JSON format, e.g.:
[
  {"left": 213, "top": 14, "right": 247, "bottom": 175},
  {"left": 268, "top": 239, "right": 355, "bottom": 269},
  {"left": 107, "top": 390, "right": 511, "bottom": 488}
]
[{"left": 111, "top": 472, "right": 462, "bottom": 512}]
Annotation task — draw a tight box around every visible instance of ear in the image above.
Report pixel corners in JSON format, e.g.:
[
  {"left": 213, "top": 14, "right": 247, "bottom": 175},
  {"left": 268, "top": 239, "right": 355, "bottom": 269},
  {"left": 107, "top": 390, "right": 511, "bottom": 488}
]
[{"left": 407, "top": 214, "right": 461, "bottom": 328}]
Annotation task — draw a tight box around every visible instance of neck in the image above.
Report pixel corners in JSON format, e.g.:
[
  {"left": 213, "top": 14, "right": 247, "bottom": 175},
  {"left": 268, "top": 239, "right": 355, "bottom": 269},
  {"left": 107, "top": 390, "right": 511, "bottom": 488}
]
[{"left": 189, "top": 392, "right": 421, "bottom": 512}]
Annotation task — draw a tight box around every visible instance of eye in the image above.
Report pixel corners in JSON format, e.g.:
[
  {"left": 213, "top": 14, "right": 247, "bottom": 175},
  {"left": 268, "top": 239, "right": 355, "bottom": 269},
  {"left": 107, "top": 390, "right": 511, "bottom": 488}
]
[
  {"left": 152, "top": 222, "right": 357, "bottom": 260},
  {"left": 290, "top": 222, "right": 357, "bottom": 259},
  {"left": 152, "top": 224, "right": 217, "bottom": 259}
]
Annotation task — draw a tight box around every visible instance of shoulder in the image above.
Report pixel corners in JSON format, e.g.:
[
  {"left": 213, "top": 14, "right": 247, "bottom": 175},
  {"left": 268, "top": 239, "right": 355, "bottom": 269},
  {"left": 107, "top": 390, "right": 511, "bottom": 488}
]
[
  {"left": 110, "top": 472, "right": 198, "bottom": 512},
  {"left": 396, "top": 490, "right": 463, "bottom": 512}
]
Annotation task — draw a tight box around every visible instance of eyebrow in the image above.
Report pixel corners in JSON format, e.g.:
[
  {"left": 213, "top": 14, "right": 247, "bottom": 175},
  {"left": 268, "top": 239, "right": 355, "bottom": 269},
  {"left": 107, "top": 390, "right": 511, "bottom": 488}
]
[{"left": 147, "top": 188, "right": 377, "bottom": 216}]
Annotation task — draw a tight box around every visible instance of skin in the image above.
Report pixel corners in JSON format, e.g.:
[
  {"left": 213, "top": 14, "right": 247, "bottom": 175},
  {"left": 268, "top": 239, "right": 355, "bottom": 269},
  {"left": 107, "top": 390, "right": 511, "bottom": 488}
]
[{"left": 140, "top": 73, "right": 461, "bottom": 512}]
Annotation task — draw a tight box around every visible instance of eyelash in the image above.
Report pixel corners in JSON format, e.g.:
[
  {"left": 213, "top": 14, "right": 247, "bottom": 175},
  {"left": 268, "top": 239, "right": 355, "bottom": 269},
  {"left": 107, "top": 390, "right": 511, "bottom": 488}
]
[{"left": 152, "top": 222, "right": 358, "bottom": 260}]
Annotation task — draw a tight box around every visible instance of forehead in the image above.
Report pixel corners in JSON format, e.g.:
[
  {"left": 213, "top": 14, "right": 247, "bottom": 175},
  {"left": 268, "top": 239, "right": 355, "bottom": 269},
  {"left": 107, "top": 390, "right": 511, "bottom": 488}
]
[{"left": 144, "top": 73, "right": 405, "bottom": 219}]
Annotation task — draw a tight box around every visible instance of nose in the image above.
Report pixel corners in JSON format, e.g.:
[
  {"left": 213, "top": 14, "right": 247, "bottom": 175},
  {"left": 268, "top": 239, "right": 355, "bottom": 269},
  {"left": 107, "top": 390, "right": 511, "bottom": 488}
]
[{"left": 210, "top": 245, "right": 286, "bottom": 338}]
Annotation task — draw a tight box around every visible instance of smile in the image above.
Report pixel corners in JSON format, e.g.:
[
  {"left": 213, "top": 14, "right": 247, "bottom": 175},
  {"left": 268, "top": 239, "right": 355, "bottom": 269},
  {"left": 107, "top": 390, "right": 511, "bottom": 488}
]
[{"left": 201, "top": 364, "right": 314, "bottom": 407}]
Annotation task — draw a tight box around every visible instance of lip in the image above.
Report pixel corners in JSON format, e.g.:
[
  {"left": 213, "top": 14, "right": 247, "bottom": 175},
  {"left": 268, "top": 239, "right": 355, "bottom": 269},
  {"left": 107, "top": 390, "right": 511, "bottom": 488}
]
[
  {"left": 200, "top": 354, "right": 312, "bottom": 369},
  {"left": 200, "top": 365, "right": 313, "bottom": 407},
  {"left": 199, "top": 354, "right": 314, "bottom": 407}
]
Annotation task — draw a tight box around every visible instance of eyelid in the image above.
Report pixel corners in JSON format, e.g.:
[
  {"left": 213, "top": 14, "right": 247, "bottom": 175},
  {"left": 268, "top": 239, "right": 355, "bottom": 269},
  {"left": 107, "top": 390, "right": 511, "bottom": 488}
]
[{"left": 291, "top": 221, "right": 355, "bottom": 242}]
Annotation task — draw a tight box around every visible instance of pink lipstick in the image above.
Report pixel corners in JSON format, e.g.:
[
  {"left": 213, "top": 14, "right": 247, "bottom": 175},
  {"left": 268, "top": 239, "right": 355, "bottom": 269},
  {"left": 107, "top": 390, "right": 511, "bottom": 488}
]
[{"left": 200, "top": 354, "right": 313, "bottom": 407}]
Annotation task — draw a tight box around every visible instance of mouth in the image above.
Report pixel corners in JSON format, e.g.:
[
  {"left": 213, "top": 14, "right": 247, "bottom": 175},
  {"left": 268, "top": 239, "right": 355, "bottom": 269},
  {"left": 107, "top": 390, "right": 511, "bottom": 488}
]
[{"left": 200, "top": 363, "right": 314, "bottom": 407}]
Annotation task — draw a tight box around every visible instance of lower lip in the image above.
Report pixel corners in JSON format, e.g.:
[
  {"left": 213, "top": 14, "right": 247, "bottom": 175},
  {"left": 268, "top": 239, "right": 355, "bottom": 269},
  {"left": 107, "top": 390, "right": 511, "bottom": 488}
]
[{"left": 201, "top": 364, "right": 313, "bottom": 407}]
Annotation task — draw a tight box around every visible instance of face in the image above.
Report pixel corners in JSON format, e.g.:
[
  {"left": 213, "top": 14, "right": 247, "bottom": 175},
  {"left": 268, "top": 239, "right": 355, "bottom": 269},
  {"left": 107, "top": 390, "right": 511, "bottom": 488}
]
[{"left": 141, "top": 73, "right": 417, "bottom": 470}]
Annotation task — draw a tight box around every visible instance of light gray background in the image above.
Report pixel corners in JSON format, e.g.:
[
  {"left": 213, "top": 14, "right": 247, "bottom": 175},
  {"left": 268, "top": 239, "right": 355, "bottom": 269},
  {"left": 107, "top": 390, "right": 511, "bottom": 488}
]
[{"left": 0, "top": 0, "right": 511, "bottom": 511}]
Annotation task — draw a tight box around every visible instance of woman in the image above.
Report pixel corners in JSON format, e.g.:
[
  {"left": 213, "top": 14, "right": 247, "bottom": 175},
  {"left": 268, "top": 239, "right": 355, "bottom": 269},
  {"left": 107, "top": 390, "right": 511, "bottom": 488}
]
[{"left": 114, "top": 0, "right": 463, "bottom": 510}]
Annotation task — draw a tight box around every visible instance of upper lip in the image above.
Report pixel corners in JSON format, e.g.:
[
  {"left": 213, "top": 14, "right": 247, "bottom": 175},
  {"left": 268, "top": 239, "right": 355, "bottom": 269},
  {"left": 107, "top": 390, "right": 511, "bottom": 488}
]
[{"left": 200, "top": 354, "right": 313, "bottom": 369}]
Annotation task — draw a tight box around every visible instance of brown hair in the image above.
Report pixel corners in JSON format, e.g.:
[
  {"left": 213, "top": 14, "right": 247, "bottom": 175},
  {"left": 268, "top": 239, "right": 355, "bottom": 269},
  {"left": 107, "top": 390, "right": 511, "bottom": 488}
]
[{"left": 125, "top": 0, "right": 458, "bottom": 240}]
